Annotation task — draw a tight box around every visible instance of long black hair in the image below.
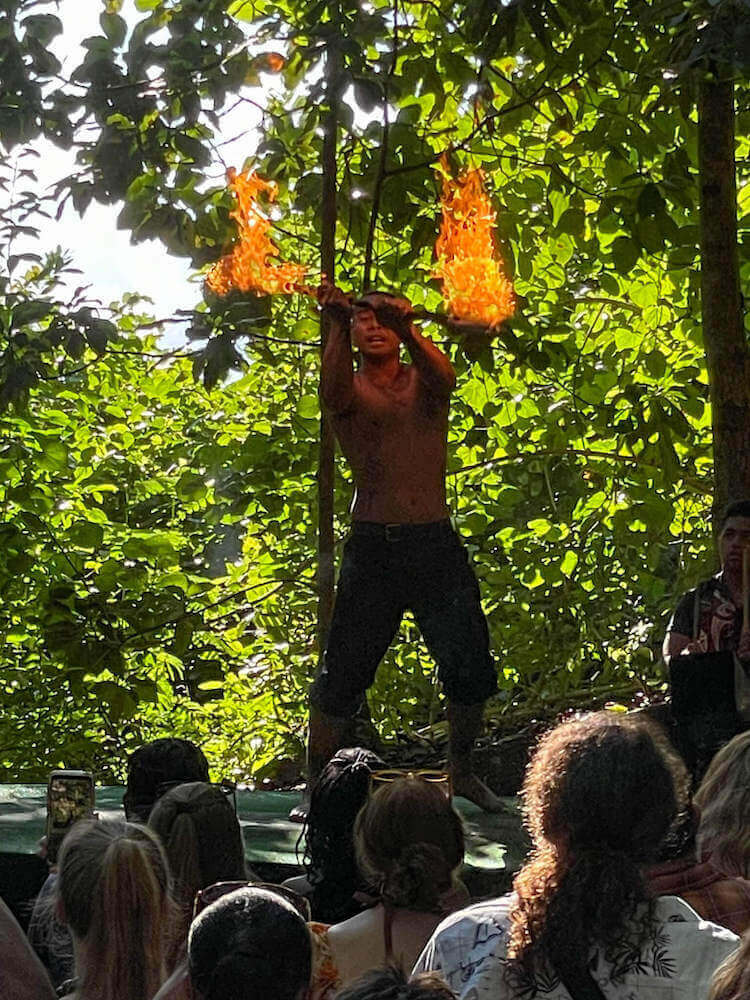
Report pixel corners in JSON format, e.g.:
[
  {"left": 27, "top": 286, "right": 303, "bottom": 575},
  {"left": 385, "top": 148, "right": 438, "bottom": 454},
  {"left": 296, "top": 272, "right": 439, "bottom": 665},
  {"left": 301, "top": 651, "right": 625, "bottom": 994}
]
[{"left": 299, "top": 746, "right": 384, "bottom": 923}]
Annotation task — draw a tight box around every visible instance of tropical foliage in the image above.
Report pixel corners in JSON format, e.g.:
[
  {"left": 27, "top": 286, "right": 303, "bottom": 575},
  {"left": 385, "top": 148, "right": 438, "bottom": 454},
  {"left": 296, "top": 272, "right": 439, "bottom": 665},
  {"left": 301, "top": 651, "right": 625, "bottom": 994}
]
[{"left": 0, "top": 0, "right": 748, "bottom": 780}]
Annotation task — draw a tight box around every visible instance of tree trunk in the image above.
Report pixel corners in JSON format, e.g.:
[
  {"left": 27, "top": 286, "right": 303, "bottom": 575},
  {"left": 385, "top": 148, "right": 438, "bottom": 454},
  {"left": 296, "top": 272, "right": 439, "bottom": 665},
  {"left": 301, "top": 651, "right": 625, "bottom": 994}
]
[
  {"left": 698, "top": 77, "right": 750, "bottom": 529},
  {"left": 316, "top": 38, "right": 340, "bottom": 650}
]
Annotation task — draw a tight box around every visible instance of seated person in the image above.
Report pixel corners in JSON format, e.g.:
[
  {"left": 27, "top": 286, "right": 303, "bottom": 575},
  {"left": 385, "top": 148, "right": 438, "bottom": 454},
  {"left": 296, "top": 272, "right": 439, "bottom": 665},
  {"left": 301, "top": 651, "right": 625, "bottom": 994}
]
[
  {"left": 336, "top": 966, "right": 456, "bottom": 1000},
  {"left": 284, "top": 747, "right": 384, "bottom": 923},
  {"left": 309, "top": 774, "right": 467, "bottom": 1000},
  {"left": 28, "top": 736, "right": 209, "bottom": 990},
  {"left": 695, "top": 730, "right": 750, "bottom": 878},
  {"left": 55, "top": 818, "right": 175, "bottom": 1000},
  {"left": 416, "top": 711, "right": 739, "bottom": 1000},
  {"left": 187, "top": 886, "right": 312, "bottom": 1000},
  {"left": 0, "top": 895, "right": 55, "bottom": 1000},
  {"left": 149, "top": 780, "right": 258, "bottom": 951},
  {"left": 645, "top": 802, "right": 750, "bottom": 934}
]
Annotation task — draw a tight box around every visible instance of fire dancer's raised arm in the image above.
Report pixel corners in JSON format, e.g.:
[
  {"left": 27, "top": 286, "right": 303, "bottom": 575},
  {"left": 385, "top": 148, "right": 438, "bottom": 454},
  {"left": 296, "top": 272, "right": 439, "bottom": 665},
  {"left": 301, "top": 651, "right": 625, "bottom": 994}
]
[
  {"left": 400, "top": 320, "right": 456, "bottom": 399},
  {"left": 319, "top": 283, "right": 355, "bottom": 414}
]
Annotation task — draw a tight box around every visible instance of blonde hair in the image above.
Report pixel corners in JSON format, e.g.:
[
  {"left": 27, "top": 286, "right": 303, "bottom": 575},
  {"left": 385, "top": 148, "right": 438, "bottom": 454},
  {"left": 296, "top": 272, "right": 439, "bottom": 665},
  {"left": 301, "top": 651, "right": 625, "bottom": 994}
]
[
  {"left": 695, "top": 731, "right": 750, "bottom": 877},
  {"left": 709, "top": 927, "right": 750, "bottom": 1000},
  {"left": 58, "top": 819, "right": 173, "bottom": 1000}
]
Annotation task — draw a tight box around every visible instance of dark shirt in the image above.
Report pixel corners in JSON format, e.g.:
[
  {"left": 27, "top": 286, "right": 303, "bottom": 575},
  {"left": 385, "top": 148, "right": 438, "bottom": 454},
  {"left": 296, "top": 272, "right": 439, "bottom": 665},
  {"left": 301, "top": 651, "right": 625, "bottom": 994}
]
[
  {"left": 27, "top": 873, "right": 74, "bottom": 991},
  {"left": 667, "top": 573, "right": 742, "bottom": 653},
  {"left": 645, "top": 853, "right": 750, "bottom": 935}
]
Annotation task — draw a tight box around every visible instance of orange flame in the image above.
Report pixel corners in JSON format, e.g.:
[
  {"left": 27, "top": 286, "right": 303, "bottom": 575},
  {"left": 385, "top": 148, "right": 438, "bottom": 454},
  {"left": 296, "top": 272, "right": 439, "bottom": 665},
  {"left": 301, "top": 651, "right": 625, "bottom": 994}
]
[
  {"left": 206, "top": 167, "right": 309, "bottom": 297},
  {"left": 434, "top": 157, "right": 515, "bottom": 328}
]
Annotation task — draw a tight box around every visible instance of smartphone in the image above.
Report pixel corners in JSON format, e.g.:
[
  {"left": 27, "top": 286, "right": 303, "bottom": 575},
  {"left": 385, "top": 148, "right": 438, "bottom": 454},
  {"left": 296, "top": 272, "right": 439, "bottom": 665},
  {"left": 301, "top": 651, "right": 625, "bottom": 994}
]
[{"left": 46, "top": 770, "right": 95, "bottom": 866}]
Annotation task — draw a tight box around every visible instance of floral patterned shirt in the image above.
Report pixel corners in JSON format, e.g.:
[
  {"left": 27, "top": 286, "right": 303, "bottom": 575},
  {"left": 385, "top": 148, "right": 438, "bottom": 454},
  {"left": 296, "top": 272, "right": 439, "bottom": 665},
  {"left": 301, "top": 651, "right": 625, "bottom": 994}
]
[
  {"left": 414, "top": 894, "right": 738, "bottom": 1000},
  {"left": 668, "top": 573, "right": 742, "bottom": 653}
]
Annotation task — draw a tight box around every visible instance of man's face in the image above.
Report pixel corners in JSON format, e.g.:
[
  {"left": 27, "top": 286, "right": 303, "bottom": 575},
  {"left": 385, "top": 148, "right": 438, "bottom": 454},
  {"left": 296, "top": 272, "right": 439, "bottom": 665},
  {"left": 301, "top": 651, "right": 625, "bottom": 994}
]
[
  {"left": 351, "top": 295, "right": 401, "bottom": 359},
  {"left": 719, "top": 515, "right": 750, "bottom": 575}
]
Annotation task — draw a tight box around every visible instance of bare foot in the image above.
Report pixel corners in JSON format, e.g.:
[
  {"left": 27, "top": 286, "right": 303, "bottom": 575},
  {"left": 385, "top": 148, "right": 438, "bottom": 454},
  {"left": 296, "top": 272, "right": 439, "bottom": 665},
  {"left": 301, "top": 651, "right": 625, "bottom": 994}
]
[
  {"left": 451, "top": 773, "right": 509, "bottom": 814},
  {"left": 288, "top": 796, "right": 309, "bottom": 823}
]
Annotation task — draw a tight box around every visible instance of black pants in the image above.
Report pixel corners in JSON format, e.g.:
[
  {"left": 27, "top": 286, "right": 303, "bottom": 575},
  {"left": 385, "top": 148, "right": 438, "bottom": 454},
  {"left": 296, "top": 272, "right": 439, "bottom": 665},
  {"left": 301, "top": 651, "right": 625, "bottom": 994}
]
[{"left": 309, "top": 521, "right": 498, "bottom": 718}]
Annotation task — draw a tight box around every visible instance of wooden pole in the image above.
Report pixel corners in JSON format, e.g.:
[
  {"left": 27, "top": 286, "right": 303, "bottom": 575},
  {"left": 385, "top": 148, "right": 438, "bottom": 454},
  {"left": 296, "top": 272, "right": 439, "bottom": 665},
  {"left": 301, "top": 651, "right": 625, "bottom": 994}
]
[
  {"left": 743, "top": 547, "right": 749, "bottom": 636},
  {"left": 698, "top": 77, "right": 750, "bottom": 534},
  {"left": 316, "top": 35, "right": 340, "bottom": 652}
]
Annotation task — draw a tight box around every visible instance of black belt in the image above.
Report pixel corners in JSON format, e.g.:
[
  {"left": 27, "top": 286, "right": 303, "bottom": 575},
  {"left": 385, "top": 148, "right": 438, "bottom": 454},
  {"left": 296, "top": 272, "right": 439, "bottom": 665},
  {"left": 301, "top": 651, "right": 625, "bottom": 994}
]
[{"left": 351, "top": 520, "right": 453, "bottom": 543}]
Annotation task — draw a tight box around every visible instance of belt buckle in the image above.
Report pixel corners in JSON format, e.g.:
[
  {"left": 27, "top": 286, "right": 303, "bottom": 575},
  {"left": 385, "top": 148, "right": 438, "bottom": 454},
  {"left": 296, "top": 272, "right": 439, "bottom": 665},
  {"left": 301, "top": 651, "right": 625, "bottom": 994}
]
[{"left": 384, "top": 524, "right": 401, "bottom": 543}]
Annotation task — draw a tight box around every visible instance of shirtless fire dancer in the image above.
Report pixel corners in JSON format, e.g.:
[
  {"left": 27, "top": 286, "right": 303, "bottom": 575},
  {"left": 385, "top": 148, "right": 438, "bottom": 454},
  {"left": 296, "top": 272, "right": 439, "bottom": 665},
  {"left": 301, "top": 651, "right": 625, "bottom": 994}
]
[{"left": 299, "top": 282, "right": 504, "bottom": 815}]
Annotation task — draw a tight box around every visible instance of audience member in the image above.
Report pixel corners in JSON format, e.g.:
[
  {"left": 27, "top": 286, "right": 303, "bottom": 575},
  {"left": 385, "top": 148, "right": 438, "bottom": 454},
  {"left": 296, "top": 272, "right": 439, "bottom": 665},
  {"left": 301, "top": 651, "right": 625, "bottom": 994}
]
[
  {"left": 187, "top": 886, "right": 312, "bottom": 1000},
  {"left": 309, "top": 774, "right": 467, "bottom": 1000},
  {"left": 149, "top": 780, "right": 256, "bottom": 950},
  {"left": 285, "top": 747, "right": 384, "bottom": 923},
  {"left": 0, "top": 895, "right": 55, "bottom": 1000},
  {"left": 710, "top": 926, "right": 750, "bottom": 1000},
  {"left": 55, "top": 819, "right": 175, "bottom": 1000},
  {"left": 416, "top": 712, "right": 739, "bottom": 1000},
  {"left": 645, "top": 804, "right": 750, "bottom": 934},
  {"left": 336, "top": 966, "right": 456, "bottom": 1000},
  {"left": 28, "top": 737, "right": 209, "bottom": 991},
  {"left": 695, "top": 730, "right": 750, "bottom": 878},
  {"left": 27, "top": 861, "right": 74, "bottom": 991},
  {"left": 123, "top": 737, "right": 210, "bottom": 823}
]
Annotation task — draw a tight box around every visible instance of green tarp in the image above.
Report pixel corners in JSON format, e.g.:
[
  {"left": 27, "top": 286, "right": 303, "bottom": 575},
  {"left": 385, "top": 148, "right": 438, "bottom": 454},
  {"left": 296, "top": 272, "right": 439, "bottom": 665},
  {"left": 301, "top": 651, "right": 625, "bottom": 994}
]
[{"left": 0, "top": 785, "right": 526, "bottom": 875}]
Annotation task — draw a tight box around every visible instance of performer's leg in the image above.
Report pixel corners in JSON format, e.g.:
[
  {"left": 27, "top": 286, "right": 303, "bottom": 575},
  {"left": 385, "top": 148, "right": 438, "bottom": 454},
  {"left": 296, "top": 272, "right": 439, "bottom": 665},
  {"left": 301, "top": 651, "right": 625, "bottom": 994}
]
[
  {"left": 445, "top": 700, "right": 505, "bottom": 813},
  {"left": 411, "top": 530, "right": 506, "bottom": 813},
  {"left": 290, "top": 534, "right": 403, "bottom": 820}
]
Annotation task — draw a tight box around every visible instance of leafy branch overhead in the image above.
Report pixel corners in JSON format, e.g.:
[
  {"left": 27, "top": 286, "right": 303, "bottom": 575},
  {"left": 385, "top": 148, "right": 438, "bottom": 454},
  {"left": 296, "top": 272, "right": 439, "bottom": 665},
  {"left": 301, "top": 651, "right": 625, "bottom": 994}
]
[{"left": 0, "top": 0, "right": 747, "bottom": 778}]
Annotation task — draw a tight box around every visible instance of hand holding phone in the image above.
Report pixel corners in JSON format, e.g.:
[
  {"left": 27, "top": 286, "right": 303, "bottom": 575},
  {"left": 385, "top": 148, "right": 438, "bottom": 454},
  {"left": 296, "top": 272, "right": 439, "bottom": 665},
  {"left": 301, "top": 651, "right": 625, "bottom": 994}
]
[{"left": 45, "top": 770, "right": 95, "bottom": 866}]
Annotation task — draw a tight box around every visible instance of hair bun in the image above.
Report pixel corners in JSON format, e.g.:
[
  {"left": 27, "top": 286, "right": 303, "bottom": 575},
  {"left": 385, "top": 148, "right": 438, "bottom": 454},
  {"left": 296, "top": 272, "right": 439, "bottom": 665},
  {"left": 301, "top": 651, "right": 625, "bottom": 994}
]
[{"left": 381, "top": 842, "right": 451, "bottom": 911}]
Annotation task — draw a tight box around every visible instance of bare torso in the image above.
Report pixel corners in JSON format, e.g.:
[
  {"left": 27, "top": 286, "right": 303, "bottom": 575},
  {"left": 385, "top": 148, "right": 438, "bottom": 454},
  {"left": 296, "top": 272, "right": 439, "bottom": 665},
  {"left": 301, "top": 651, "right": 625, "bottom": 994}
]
[{"left": 331, "top": 363, "right": 449, "bottom": 523}]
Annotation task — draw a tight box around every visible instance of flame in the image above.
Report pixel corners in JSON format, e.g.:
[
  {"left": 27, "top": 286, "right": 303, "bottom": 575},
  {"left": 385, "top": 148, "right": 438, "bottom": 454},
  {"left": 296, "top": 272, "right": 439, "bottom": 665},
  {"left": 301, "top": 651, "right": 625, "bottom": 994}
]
[
  {"left": 434, "top": 157, "right": 515, "bottom": 328},
  {"left": 206, "top": 167, "right": 308, "bottom": 297}
]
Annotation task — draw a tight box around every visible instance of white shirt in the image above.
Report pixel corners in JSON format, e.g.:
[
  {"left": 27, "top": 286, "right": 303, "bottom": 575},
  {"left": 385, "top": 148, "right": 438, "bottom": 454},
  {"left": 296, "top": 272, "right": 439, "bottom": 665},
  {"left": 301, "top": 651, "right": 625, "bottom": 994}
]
[{"left": 414, "top": 894, "right": 738, "bottom": 1000}]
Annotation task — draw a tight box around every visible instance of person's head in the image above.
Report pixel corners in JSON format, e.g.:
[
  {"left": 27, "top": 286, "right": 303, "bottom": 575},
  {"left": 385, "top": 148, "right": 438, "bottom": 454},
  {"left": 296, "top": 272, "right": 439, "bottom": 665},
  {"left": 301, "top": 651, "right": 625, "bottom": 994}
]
[
  {"left": 148, "top": 781, "right": 247, "bottom": 919},
  {"left": 509, "top": 711, "right": 689, "bottom": 974},
  {"left": 123, "top": 738, "right": 209, "bottom": 823},
  {"left": 355, "top": 775, "right": 465, "bottom": 912},
  {"left": 336, "top": 966, "right": 457, "bottom": 1000},
  {"left": 694, "top": 730, "right": 750, "bottom": 877},
  {"left": 709, "top": 924, "right": 750, "bottom": 1000},
  {"left": 188, "top": 886, "right": 312, "bottom": 1000},
  {"left": 302, "top": 746, "right": 384, "bottom": 923},
  {"left": 351, "top": 290, "right": 406, "bottom": 360},
  {"left": 719, "top": 500, "right": 750, "bottom": 578},
  {"left": 57, "top": 819, "right": 173, "bottom": 1000}
]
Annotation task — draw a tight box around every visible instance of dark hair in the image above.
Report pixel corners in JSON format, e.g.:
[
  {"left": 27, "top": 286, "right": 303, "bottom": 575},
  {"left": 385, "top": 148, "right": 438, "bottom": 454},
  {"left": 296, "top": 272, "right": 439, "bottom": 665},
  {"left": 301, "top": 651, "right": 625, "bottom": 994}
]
[
  {"left": 336, "top": 966, "right": 457, "bottom": 1000},
  {"left": 148, "top": 782, "right": 248, "bottom": 936},
  {"left": 720, "top": 500, "right": 750, "bottom": 530},
  {"left": 355, "top": 777, "right": 464, "bottom": 912},
  {"left": 188, "top": 887, "right": 312, "bottom": 1000},
  {"left": 301, "top": 747, "right": 384, "bottom": 923},
  {"left": 123, "top": 738, "right": 209, "bottom": 823},
  {"left": 509, "top": 712, "right": 689, "bottom": 978}
]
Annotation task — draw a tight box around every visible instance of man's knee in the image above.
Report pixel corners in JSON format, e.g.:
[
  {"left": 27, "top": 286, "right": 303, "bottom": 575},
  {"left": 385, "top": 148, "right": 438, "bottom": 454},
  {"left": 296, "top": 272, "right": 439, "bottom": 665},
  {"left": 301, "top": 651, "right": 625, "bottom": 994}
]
[
  {"left": 439, "top": 658, "right": 498, "bottom": 706},
  {"left": 309, "top": 669, "right": 364, "bottom": 720}
]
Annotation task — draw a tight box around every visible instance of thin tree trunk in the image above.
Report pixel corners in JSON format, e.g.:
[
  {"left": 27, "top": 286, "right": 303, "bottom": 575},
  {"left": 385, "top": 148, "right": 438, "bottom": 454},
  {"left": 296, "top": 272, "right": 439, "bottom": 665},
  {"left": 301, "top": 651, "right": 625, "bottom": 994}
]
[
  {"left": 698, "top": 77, "right": 750, "bottom": 529},
  {"left": 316, "top": 38, "right": 340, "bottom": 650}
]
